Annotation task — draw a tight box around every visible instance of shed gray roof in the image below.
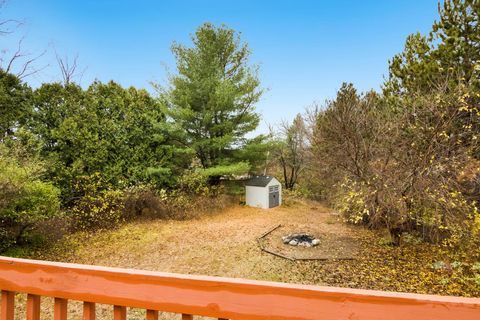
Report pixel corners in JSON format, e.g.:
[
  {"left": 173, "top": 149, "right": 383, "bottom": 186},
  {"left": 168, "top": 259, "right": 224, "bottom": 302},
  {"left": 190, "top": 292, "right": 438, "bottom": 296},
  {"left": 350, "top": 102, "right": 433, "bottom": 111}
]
[{"left": 244, "top": 175, "right": 276, "bottom": 187}]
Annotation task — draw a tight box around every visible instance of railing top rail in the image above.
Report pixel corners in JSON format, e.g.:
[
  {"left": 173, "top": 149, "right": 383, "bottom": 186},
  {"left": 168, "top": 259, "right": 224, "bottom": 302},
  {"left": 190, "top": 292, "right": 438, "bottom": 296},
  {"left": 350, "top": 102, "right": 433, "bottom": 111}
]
[{"left": 0, "top": 256, "right": 479, "bottom": 320}]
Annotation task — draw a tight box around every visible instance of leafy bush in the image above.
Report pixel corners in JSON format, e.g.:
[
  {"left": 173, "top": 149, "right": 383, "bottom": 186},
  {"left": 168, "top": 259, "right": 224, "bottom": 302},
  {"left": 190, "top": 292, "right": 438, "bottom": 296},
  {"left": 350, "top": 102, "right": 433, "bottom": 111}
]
[
  {"left": 71, "top": 189, "right": 124, "bottom": 231},
  {"left": 71, "top": 170, "right": 235, "bottom": 231},
  {"left": 334, "top": 178, "right": 372, "bottom": 225},
  {"left": 0, "top": 152, "right": 60, "bottom": 252},
  {"left": 0, "top": 70, "right": 32, "bottom": 141},
  {"left": 160, "top": 170, "right": 230, "bottom": 219},
  {"left": 122, "top": 185, "right": 169, "bottom": 220},
  {"left": 177, "top": 169, "right": 221, "bottom": 195},
  {"left": 70, "top": 173, "right": 124, "bottom": 231},
  {"left": 122, "top": 183, "right": 234, "bottom": 221}
]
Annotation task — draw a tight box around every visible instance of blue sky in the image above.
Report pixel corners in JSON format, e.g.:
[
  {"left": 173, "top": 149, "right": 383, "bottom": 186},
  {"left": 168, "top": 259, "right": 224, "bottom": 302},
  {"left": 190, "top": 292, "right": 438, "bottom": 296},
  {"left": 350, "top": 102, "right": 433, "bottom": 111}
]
[{"left": 2, "top": 1, "right": 440, "bottom": 133}]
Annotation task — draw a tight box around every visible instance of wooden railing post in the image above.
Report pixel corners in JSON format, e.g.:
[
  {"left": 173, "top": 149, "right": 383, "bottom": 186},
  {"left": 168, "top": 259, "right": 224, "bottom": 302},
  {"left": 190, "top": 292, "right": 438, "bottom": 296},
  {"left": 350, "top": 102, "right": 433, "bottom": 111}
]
[
  {"left": 54, "top": 298, "right": 68, "bottom": 320},
  {"left": 113, "top": 305, "right": 126, "bottom": 320},
  {"left": 26, "top": 294, "right": 41, "bottom": 320},
  {"left": 0, "top": 291, "right": 14, "bottom": 320},
  {"left": 146, "top": 309, "right": 158, "bottom": 320},
  {"left": 181, "top": 314, "right": 193, "bottom": 320},
  {"left": 83, "top": 302, "right": 96, "bottom": 320}
]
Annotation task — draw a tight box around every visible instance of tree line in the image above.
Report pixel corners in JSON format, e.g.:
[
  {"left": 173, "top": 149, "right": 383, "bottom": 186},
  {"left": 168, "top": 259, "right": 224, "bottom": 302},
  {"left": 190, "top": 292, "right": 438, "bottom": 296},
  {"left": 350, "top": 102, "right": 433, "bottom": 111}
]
[{"left": 275, "top": 0, "right": 479, "bottom": 244}]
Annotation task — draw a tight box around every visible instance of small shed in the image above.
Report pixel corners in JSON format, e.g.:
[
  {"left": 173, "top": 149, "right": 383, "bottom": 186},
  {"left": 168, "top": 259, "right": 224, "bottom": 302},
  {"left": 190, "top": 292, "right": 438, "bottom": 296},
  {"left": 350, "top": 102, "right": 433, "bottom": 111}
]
[{"left": 245, "top": 175, "right": 282, "bottom": 209}]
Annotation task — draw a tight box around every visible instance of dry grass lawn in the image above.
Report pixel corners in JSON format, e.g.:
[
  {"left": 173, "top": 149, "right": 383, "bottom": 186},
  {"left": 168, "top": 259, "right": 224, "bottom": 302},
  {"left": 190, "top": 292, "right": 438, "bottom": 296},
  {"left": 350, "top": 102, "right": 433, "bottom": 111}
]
[{"left": 44, "top": 200, "right": 359, "bottom": 283}]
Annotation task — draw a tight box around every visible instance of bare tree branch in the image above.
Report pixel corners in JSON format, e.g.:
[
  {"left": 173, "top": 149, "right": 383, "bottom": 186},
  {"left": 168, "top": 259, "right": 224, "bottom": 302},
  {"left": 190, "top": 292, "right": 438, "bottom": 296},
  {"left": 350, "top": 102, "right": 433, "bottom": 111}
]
[
  {"left": 1, "top": 2, "right": 47, "bottom": 78},
  {"left": 55, "top": 51, "right": 86, "bottom": 85},
  {"left": 0, "top": 1, "right": 23, "bottom": 35},
  {"left": 3, "top": 36, "right": 47, "bottom": 78}
]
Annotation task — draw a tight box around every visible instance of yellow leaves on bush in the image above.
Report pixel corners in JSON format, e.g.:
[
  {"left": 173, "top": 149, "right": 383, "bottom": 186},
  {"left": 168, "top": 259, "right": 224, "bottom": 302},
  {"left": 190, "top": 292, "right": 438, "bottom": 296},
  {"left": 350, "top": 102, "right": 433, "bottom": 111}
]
[
  {"left": 71, "top": 189, "right": 125, "bottom": 231},
  {"left": 335, "top": 178, "right": 372, "bottom": 225}
]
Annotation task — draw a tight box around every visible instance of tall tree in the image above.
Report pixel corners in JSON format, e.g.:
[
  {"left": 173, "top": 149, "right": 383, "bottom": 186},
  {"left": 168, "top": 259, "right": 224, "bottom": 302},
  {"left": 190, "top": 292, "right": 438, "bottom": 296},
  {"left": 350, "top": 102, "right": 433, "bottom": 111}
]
[
  {"left": 431, "top": 0, "right": 480, "bottom": 86},
  {"left": 385, "top": 0, "right": 480, "bottom": 95},
  {"left": 276, "top": 114, "right": 309, "bottom": 190},
  {"left": 163, "top": 23, "right": 263, "bottom": 179}
]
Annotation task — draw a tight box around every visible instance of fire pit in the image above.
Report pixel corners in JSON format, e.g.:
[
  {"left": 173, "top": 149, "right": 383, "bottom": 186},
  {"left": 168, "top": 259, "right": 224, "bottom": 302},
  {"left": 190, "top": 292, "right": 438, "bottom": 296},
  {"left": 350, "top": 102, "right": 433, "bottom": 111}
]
[{"left": 282, "top": 233, "right": 320, "bottom": 247}]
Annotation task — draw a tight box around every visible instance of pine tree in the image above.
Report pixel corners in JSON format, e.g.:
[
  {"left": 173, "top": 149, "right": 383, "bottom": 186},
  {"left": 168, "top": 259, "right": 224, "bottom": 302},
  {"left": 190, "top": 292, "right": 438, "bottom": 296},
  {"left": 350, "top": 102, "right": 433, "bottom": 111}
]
[{"left": 164, "top": 23, "right": 264, "bottom": 180}]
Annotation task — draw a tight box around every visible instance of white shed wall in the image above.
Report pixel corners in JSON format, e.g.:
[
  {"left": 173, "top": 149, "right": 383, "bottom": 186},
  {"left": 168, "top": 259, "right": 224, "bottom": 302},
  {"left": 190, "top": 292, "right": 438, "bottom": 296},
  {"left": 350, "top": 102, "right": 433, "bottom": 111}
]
[{"left": 245, "top": 185, "right": 268, "bottom": 209}]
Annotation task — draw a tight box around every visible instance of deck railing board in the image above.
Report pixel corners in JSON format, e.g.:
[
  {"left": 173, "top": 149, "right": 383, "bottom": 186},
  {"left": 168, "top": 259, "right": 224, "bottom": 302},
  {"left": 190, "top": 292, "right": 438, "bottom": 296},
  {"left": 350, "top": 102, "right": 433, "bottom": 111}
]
[
  {"left": 83, "top": 302, "right": 96, "bottom": 320},
  {"left": 0, "top": 256, "right": 479, "bottom": 319},
  {"left": 26, "top": 294, "right": 41, "bottom": 320},
  {"left": 113, "top": 305, "right": 126, "bottom": 320},
  {"left": 146, "top": 309, "right": 158, "bottom": 320},
  {"left": 54, "top": 298, "right": 68, "bottom": 320},
  {"left": 0, "top": 290, "right": 14, "bottom": 320}
]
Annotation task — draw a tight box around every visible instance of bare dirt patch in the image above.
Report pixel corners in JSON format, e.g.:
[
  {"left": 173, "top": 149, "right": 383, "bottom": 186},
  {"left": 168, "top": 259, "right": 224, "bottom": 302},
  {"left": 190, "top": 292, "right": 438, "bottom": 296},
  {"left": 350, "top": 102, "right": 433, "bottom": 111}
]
[{"left": 259, "top": 223, "right": 359, "bottom": 260}]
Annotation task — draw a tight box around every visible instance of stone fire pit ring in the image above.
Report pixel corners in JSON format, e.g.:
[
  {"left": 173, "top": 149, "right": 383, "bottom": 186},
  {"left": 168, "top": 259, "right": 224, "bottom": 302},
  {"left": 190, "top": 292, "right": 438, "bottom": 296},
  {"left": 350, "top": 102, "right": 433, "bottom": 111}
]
[{"left": 282, "top": 233, "right": 320, "bottom": 247}]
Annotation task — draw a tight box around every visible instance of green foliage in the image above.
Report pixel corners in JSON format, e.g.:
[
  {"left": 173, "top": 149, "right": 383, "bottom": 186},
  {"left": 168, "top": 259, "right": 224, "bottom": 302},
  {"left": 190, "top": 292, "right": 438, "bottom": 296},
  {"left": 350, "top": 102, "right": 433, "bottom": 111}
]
[
  {"left": 30, "top": 81, "right": 182, "bottom": 202},
  {"left": 70, "top": 167, "right": 232, "bottom": 231},
  {"left": 385, "top": 0, "right": 480, "bottom": 95},
  {"left": 161, "top": 23, "right": 264, "bottom": 177},
  {"left": 0, "top": 23, "right": 265, "bottom": 245},
  {"left": 71, "top": 189, "right": 124, "bottom": 231},
  {"left": 233, "top": 134, "right": 272, "bottom": 174},
  {"left": 1, "top": 23, "right": 262, "bottom": 248},
  {"left": 0, "top": 70, "right": 32, "bottom": 141},
  {"left": 175, "top": 169, "right": 211, "bottom": 195},
  {"left": 199, "top": 162, "right": 250, "bottom": 178},
  {"left": 431, "top": 0, "right": 480, "bottom": 87},
  {"left": 145, "top": 167, "right": 172, "bottom": 186},
  {"left": 0, "top": 147, "right": 60, "bottom": 252}
]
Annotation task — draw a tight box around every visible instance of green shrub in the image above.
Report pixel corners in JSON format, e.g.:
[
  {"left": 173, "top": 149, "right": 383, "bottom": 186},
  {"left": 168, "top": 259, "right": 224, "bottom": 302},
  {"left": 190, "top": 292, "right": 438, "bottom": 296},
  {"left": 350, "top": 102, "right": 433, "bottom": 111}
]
[
  {"left": 66, "top": 167, "right": 240, "bottom": 231},
  {"left": 177, "top": 170, "right": 222, "bottom": 196},
  {"left": 70, "top": 173, "right": 125, "bottom": 231},
  {"left": 0, "top": 153, "right": 60, "bottom": 252},
  {"left": 198, "top": 162, "right": 250, "bottom": 180},
  {"left": 124, "top": 181, "right": 236, "bottom": 221}
]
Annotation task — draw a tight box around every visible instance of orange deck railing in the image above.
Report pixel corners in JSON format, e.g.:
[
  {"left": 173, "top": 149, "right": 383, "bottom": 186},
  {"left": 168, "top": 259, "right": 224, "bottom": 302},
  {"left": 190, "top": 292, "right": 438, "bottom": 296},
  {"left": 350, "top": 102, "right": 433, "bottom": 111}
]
[{"left": 0, "top": 256, "right": 479, "bottom": 320}]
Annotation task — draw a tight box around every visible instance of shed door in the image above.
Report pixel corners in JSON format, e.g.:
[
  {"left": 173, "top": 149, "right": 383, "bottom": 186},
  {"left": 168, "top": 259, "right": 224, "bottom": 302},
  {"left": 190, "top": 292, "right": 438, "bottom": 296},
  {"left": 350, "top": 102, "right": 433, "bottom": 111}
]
[{"left": 268, "top": 185, "right": 280, "bottom": 208}]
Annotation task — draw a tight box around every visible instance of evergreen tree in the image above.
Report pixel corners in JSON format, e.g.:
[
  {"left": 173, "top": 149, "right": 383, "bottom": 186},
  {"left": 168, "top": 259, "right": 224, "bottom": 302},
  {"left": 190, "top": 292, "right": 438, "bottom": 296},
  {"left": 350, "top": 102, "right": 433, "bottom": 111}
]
[
  {"left": 385, "top": 0, "right": 480, "bottom": 95},
  {"left": 163, "top": 23, "right": 264, "bottom": 180}
]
